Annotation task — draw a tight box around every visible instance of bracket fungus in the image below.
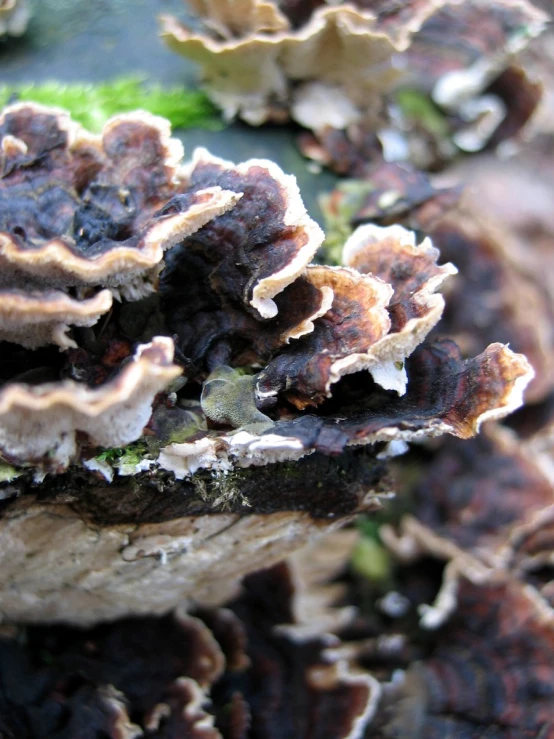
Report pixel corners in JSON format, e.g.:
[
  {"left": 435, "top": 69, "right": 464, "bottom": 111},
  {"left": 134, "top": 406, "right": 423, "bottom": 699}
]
[
  {"left": 160, "top": 1, "right": 436, "bottom": 129},
  {"left": 161, "top": 0, "right": 546, "bottom": 151},
  {"left": 0, "top": 102, "right": 534, "bottom": 625},
  {"left": 322, "top": 157, "right": 554, "bottom": 404},
  {"left": 0, "top": 542, "right": 384, "bottom": 739}
]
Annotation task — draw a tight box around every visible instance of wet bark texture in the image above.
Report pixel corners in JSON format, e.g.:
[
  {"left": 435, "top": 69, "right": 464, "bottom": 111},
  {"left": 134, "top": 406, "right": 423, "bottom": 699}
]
[{"left": 0, "top": 449, "right": 386, "bottom": 625}]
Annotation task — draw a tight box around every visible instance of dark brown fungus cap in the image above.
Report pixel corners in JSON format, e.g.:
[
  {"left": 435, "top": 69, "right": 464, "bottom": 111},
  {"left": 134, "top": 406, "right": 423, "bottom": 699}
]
[
  {"left": 161, "top": 147, "right": 324, "bottom": 371},
  {"left": 0, "top": 103, "right": 239, "bottom": 300},
  {"left": 344, "top": 161, "right": 462, "bottom": 230},
  {"left": 208, "top": 561, "right": 381, "bottom": 739},
  {"left": 0, "top": 554, "right": 382, "bottom": 738},
  {"left": 374, "top": 578, "right": 554, "bottom": 738},
  {"left": 297, "top": 123, "right": 384, "bottom": 177},
  {"left": 0, "top": 609, "right": 224, "bottom": 739},
  {"left": 182, "top": 148, "right": 323, "bottom": 319},
  {"left": 393, "top": 425, "right": 553, "bottom": 571},
  {"left": 264, "top": 339, "right": 533, "bottom": 448},
  {"left": 429, "top": 210, "right": 554, "bottom": 403}
]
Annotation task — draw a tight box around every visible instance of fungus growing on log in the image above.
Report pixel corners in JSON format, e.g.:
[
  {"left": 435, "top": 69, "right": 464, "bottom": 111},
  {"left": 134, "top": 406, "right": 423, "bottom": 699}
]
[{"left": 0, "top": 103, "right": 533, "bottom": 625}]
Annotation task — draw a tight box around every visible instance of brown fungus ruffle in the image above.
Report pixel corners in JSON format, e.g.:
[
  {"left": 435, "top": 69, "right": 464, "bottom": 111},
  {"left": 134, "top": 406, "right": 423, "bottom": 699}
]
[
  {"left": 0, "top": 554, "right": 381, "bottom": 739},
  {"left": 255, "top": 264, "right": 394, "bottom": 406},
  {"left": 325, "top": 159, "right": 554, "bottom": 404},
  {"left": 0, "top": 103, "right": 239, "bottom": 301},
  {"left": 160, "top": 147, "right": 326, "bottom": 373},
  {"left": 0, "top": 337, "right": 181, "bottom": 468},
  {"left": 255, "top": 224, "right": 456, "bottom": 404},
  {"left": 372, "top": 577, "right": 554, "bottom": 738}
]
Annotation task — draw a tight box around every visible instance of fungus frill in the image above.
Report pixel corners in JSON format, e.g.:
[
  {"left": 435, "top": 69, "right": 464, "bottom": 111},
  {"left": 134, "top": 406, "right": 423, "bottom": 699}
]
[
  {"left": 161, "top": 0, "right": 546, "bottom": 137},
  {"left": 0, "top": 542, "right": 382, "bottom": 739},
  {"left": 160, "top": 1, "right": 426, "bottom": 129},
  {"left": 0, "top": 102, "right": 239, "bottom": 469},
  {"left": 0, "top": 102, "right": 534, "bottom": 625},
  {"left": 0, "top": 103, "right": 239, "bottom": 301}
]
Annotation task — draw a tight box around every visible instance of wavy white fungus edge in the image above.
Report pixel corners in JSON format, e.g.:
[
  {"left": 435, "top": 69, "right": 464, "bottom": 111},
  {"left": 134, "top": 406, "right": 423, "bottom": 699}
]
[
  {"left": 185, "top": 0, "right": 290, "bottom": 37},
  {"left": 187, "top": 147, "right": 325, "bottom": 318},
  {"left": 157, "top": 344, "right": 534, "bottom": 479},
  {"left": 345, "top": 344, "right": 535, "bottom": 446},
  {"left": 307, "top": 662, "right": 382, "bottom": 739},
  {"left": 0, "top": 187, "right": 241, "bottom": 293},
  {"left": 342, "top": 223, "right": 457, "bottom": 394},
  {"left": 307, "top": 264, "right": 398, "bottom": 393},
  {"left": 0, "top": 336, "right": 181, "bottom": 467},
  {"left": 161, "top": 5, "right": 405, "bottom": 129},
  {"left": 0, "top": 288, "right": 113, "bottom": 349},
  {"left": 158, "top": 431, "right": 309, "bottom": 480}
]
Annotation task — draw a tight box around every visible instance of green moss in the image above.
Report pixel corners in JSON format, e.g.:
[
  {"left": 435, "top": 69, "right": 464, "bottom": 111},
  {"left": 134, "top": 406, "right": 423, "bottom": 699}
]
[
  {"left": 394, "top": 88, "right": 449, "bottom": 137},
  {"left": 95, "top": 439, "right": 148, "bottom": 466},
  {"left": 319, "top": 180, "right": 375, "bottom": 264},
  {"left": 0, "top": 77, "right": 223, "bottom": 131},
  {"left": 193, "top": 470, "right": 251, "bottom": 510},
  {"left": 0, "top": 461, "right": 23, "bottom": 484}
]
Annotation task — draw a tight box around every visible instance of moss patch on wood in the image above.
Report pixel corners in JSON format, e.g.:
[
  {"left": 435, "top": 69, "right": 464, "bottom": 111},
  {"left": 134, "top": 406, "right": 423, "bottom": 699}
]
[{"left": 0, "top": 77, "right": 223, "bottom": 131}]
